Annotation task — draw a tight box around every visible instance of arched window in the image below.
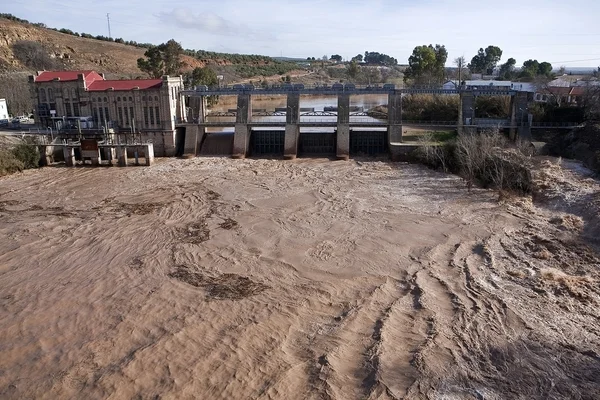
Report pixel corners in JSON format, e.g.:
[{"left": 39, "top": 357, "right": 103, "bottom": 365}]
[
  {"left": 104, "top": 97, "right": 108, "bottom": 102},
  {"left": 63, "top": 88, "right": 69, "bottom": 98},
  {"left": 129, "top": 96, "right": 133, "bottom": 102},
  {"left": 40, "top": 88, "right": 47, "bottom": 102},
  {"left": 117, "top": 97, "right": 121, "bottom": 102},
  {"left": 154, "top": 96, "right": 158, "bottom": 102},
  {"left": 48, "top": 88, "right": 54, "bottom": 101},
  {"left": 72, "top": 88, "right": 77, "bottom": 99}
]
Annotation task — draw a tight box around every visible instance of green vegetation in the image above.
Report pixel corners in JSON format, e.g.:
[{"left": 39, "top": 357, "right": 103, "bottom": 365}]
[
  {"left": 0, "top": 13, "right": 153, "bottom": 48},
  {"left": 402, "top": 94, "right": 459, "bottom": 121},
  {"left": 404, "top": 44, "right": 447, "bottom": 85},
  {"left": 137, "top": 39, "right": 184, "bottom": 78},
  {"left": 363, "top": 51, "right": 397, "bottom": 66},
  {"left": 468, "top": 46, "right": 503, "bottom": 74},
  {"left": 0, "top": 143, "right": 39, "bottom": 177},
  {"left": 413, "top": 131, "right": 533, "bottom": 194},
  {"left": 234, "top": 63, "right": 298, "bottom": 78}
]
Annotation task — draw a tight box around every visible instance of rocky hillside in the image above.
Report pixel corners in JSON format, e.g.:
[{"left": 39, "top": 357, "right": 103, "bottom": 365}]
[{"left": 0, "top": 18, "right": 224, "bottom": 77}]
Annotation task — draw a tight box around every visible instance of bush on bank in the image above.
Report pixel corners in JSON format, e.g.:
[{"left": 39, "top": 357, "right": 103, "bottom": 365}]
[
  {"left": 0, "top": 143, "right": 39, "bottom": 177},
  {"left": 411, "top": 130, "right": 533, "bottom": 194}
]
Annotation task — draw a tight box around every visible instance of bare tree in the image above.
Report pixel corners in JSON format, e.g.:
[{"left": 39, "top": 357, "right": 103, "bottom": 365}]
[
  {"left": 11, "top": 41, "right": 62, "bottom": 70},
  {"left": 0, "top": 72, "right": 33, "bottom": 116}
]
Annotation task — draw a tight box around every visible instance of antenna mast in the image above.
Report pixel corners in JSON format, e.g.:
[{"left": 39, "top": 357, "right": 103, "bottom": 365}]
[{"left": 107, "top": 13, "right": 112, "bottom": 39}]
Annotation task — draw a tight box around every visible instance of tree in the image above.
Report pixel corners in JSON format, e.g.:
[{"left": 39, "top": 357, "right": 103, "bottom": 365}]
[
  {"left": 351, "top": 54, "right": 363, "bottom": 63},
  {"left": 538, "top": 62, "right": 553, "bottom": 76},
  {"left": 137, "top": 39, "right": 184, "bottom": 78},
  {"left": 498, "top": 57, "right": 517, "bottom": 80},
  {"left": 363, "top": 51, "right": 397, "bottom": 66},
  {"left": 184, "top": 66, "right": 218, "bottom": 88},
  {"left": 11, "top": 40, "right": 61, "bottom": 70},
  {"left": 404, "top": 44, "right": 447, "bottom": 85},
  {"left": 454, "top": 56, "right": 468, "bottom": 84},
  {"left": 519, "top": 59, "right": 553, "bottom": 80},
  {"left": 330, "top": 54, "right": 342, "bottom": 63},
  {"left": 347, "top": 60, "right": 360, "bottom": 80},
  {"left": 468, "top": 45, "right": 503, "bottom": 74}
]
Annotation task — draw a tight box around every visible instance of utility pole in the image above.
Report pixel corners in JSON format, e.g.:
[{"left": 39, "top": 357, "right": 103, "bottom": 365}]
[{"left": 106, "top": 13, "right": 112, "bottom": 39}]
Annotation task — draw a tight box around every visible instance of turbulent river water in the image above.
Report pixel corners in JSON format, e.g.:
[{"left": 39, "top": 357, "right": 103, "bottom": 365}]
[{"left": 1, "top": 156, "right": 599, "bottom": 399}]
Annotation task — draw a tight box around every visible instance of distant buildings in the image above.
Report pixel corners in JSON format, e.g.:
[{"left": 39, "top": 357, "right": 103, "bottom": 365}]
[
  {"left": 0, "top": 98, "right": 8, "bottom": 121},
  {"left": 29, "top": 70, "right": 185, "bottom": 155}
]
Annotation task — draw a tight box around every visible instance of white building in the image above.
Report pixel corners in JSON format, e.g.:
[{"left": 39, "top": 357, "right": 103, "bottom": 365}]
[
  {"left": 0, "top": 99, "right": 8, "bottom": 120},
  {"left": 442, "top": 80, "right": 536, "bottom": 93}
]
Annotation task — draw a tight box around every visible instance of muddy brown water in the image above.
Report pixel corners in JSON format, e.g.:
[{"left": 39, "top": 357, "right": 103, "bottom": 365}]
[{"left": 0, "top": 157, "right": 599, "bottom": 399}]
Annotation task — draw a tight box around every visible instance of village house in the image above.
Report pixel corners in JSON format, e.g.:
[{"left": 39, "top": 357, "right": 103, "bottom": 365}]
[{"left": 28, "top": 70, "right": 186, "bottom": 156}]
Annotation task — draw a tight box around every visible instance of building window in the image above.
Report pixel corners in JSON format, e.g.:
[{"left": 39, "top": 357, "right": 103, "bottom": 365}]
[
  {"left": 130, "top": 107, "right": 134, "bottom": 124},
  {"left": 155, "top": 106, "right": 160, "bottom": 126},
  {"left": 118, "top": 107, "right": 123, "bottom": 125},
  {"left": 72, "top": 88, "right": 77, "bottom": 99},
  {"left": 104, "top": 107, "right": 110, "bottom": 122},
  {"left": 143, "top": 107, "right": 149, "bottom": 127},
  {"left": 142, "top": 96, "right": 146, "bottom": 101},
  {"left": 117, "top": 96, "right": 121, "bottom": 102},
  {"left": 66, "top": 102, "right": 73, "bottom": 117},
  {"left": 149, "top": 107, "right": 155, "bottom": 125},
  {"left": 40, "top": 88, "right": 47, "bottom": 102},
  {"left": 93, "top": 108, "right": 99, "bottom": 124},
  {"left": 64, "top": 88, "right": 69, "bottom": 99},
  {"left": 73, "top": 103, "right": 80, "bottom": 117},
  {"left": 103, "top": 97, "right": 108, "bottom": 102},
  {"left": 129, "top": 96, "right": 133, "bottom": 102},
  {"left": 124, "top": 107, "right": 129, "bottom": 125},
  {"left": 154, "top": 96, "right": 158, "bottom": 102},
  {"left": 48, "top": 88, "right": 54, "bottom": 101}
]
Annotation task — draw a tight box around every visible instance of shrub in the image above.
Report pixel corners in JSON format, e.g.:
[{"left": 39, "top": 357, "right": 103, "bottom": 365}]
[
  {"left": 413, "top": 130, "right": 533, "bottom": 194},
  {"left": 0, "top": 149, "right": 24, "bottom": 176},
  {"left": 12, "top": 143, "right": 39, "bottom": 169}
]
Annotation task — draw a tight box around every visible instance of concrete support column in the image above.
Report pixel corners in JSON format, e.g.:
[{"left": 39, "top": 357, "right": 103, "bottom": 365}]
[
  {"left": 232, "top": 94, "right": 252, "bottom": 159},
  {"left": 145, "top": 143, "right": 155, "bottom": 166},
  {"left": 284, "top": 92, "right": 300, "bottom": 159},
  {"left": 509, "top": 92, "right": 529, "bottom": 141},
  {"left": 103, "top": 147, "right": 116, "bottom": 165},
  {"left": 459, "top": 92, "right": 475, "bottom": 134},
  {"left": 90, "top": 150, "right": 101, "bottom": 166},
  {"left": 183, "top": 125, "right": 198, "bottom": 156},
  {"left": 336, "top": 94, "right": 350, "bottom": 160},
  {"left": 63, "top": 147, "right": 75, "bottom": 166},
  {"left": 116, "top": 146, "right": 128, "bottom": 167},
  {"left": 387, "top": 93, "right": 403, "bottom": 143}
]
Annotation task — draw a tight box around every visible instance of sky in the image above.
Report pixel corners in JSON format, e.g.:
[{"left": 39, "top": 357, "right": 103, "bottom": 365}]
[{"left": 4, "top": 0, "right": 600, "bottom": 68}]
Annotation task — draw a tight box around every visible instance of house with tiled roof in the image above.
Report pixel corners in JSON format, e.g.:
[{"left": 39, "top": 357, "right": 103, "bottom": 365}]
[{"left": 28, "top": 70, "right": 185, "bottom": 156}]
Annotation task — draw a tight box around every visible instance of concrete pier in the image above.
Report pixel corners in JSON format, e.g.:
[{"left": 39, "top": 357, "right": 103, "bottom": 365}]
[
  {"left": 387, "top": 93, "right": 403, "bottom": 143},
  {"left": 102, "top": 147, "right": 116, "bottom": 165},
  {"left": 116, "top": 146, "right": 128, "bottom": 167},
  {"left": 459, "top": 92, "right": 475, "bottom": 134},
  {"left": 510, "top": 92, "right": 529, "bottom": 140},
  {"left": 284, "top": 92, "right": 300, "bottom": 159},
  {"left": 232, "top": 94, "right": 252, "bottom": 158},
  {"left": 336, "top": 94, "right": 350, "bottom": 160},
  {"left": 63, "top": 147, "right": 75, "bottom": 167}
]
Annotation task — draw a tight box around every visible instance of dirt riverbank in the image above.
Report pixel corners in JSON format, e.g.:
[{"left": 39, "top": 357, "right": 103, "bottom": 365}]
[{"left": 1, "top": 157, "right": 599, "bottom": 399}]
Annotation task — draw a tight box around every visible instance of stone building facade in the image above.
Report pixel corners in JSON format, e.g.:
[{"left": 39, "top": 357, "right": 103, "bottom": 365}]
[{"left": 29, "top": 70, "right": 185, "bottom": 156}]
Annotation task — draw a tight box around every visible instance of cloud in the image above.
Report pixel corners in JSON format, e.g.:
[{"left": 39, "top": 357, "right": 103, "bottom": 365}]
[{"left": 157, "top": 8, "right": 270, "bottom": 40}]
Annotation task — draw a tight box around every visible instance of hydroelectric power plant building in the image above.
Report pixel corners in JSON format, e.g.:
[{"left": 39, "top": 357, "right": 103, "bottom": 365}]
[{"left": 29, "top": 70, "right": 185, "bottom": 156}]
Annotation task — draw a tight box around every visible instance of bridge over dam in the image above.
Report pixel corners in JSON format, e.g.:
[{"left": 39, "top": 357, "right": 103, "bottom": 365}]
[{"left": 176, "top": 85, "right": 572, "bottom": 160}]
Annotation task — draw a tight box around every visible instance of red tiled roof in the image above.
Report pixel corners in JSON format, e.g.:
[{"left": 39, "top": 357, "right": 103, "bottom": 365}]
[
  {"left": 547, "top": 86, "right": 571, "bottom": 96},
  {"left": 570, "top": 87, "right": 585, "bottom": 96},
  {"left": 34, "top": 70, "right": 103, "bottom": 86},
  {"left": 87, "top": 79, "right": 163, "bottom": 91}
]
